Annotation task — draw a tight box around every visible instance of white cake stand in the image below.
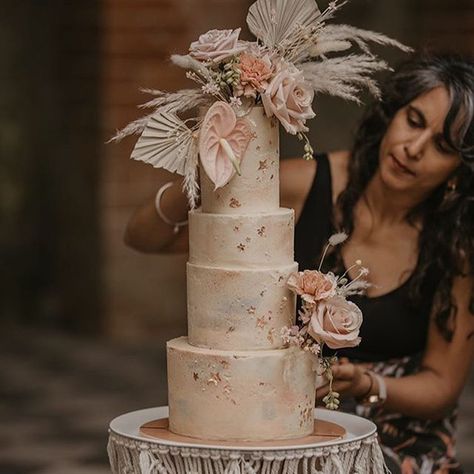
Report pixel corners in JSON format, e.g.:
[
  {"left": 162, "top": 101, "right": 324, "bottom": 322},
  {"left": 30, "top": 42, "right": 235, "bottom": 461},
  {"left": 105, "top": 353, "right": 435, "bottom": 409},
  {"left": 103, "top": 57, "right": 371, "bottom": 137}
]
[{"left": 108, "top": 406, "right": 387, "bottom": 473}]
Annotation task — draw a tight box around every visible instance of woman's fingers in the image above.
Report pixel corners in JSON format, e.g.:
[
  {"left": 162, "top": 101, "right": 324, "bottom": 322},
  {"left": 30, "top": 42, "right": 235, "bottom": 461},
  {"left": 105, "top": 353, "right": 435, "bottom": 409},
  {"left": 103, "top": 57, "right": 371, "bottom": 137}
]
[
  {"left": 316, "top": 380, "right": 353, "bottom": 399},
  {"left": 331, "top": 363, "right": 356, "bottom": 381}
]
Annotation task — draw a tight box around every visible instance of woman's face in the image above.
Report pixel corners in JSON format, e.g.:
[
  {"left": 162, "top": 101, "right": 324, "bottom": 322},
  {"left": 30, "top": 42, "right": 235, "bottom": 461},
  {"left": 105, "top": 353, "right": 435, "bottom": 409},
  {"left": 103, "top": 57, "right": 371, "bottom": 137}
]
[{"left": 378, "top": 86, "right": 461, "bottom": 196}]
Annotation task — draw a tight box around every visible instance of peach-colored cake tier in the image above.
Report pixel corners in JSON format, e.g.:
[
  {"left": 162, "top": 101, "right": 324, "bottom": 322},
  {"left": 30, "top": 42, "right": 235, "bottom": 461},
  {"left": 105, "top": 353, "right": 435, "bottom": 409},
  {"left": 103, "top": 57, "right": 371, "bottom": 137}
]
[
  {"left": 187, "top": 262, "right": 297, "bottom": 350},
  {"left": 189, "top": 208, "right": 294, "bottom": 268},
  {"left": 167, "top": 337, "right": 316, "bottom": 441},
  {"left": 200, "top": 107, "right": 279, "bottom": 215}
]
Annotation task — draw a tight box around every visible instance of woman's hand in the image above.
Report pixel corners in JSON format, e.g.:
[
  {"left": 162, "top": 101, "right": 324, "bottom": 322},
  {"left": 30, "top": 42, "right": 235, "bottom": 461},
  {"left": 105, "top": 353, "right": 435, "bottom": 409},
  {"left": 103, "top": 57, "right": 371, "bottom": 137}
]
[{"left": 317, "top": 357, "right": 372, "bottom": 401}]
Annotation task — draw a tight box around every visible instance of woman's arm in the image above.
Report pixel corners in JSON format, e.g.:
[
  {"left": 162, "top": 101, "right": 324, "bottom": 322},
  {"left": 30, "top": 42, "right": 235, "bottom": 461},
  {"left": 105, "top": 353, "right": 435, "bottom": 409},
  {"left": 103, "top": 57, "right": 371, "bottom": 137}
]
[
  {"left": 124, "top": 157, "right": 318, "bottom": 253},
  {"left": 322, "top": 272, "right": 474, "bottom": 420},
  {"left": 382, "top": 272, "right": 474, "bottom": 419},
  {"left": 124, "top": 173, "right": 190, "bottom": 254}
]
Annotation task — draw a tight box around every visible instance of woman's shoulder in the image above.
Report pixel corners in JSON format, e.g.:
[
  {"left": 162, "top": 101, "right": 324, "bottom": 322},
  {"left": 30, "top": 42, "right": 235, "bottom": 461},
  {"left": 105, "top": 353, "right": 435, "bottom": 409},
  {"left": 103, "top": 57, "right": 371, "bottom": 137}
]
[
  {"left": 280, "top": 150, "right": 350, "bottom": 218},
  {"left": 328, "top": 150, "right": 351, "bottom": 205},
  {"left": 280, "top": 156, "right": 317, "bottom": 217}
]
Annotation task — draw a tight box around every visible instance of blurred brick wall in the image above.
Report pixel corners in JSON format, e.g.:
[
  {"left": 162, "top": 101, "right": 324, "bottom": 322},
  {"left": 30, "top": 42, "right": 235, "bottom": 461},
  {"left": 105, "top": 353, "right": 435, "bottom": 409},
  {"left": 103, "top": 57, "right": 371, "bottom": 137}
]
[
  {"left": 100, "top": 0, "right": 252, "bottom": 341},
  {"left": 1, "top": 1, "right": 101, "bottom": 332},
  {"left": 418, "top": 0, "right": 474, "bottom": 54}
]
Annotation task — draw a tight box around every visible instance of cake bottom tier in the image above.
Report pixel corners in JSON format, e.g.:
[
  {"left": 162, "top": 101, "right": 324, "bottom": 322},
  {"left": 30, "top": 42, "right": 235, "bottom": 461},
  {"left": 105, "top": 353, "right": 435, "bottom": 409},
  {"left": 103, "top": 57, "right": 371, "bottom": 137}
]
[{"left": 167, "top": 337, "right": 317, "bottom": 441}]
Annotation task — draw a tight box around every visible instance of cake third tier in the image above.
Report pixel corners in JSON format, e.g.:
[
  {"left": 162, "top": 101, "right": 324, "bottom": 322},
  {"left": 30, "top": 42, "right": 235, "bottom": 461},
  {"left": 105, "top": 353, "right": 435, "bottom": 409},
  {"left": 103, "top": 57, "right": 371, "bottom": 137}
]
[{"left": 187, "top": 261, "right": 297, "bottom": 350}]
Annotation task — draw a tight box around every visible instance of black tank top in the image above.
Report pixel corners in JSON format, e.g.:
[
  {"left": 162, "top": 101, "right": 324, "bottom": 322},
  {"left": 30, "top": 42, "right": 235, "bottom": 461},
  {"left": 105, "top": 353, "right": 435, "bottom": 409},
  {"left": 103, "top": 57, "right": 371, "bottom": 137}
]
[{"left": 294, "top": 153, "right": 433, "bottom": 361}]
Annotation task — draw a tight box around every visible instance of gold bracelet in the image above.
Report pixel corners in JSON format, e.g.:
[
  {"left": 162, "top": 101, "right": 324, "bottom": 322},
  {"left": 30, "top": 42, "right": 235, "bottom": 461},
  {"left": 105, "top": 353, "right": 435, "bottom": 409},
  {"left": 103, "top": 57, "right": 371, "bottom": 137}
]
[
  {"left": 154, "top": 182, "right": 188, "bottom": 234},
  {"left": 359, "top": 370, "right": 387, "bottom": 407}
]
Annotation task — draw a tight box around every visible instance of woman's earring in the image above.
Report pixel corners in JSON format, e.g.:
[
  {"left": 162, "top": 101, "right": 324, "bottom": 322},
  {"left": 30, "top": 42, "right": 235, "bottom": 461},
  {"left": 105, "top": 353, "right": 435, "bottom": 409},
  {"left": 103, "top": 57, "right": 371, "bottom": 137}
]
[{"left": 443, "top": 179, "right": 457, "bottom": 201}]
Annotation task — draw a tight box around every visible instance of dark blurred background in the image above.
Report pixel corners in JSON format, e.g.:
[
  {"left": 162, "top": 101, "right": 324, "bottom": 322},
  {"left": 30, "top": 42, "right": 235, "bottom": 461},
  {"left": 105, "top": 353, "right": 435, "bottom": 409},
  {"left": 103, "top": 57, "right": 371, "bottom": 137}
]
[{"left": 1, "top": 1, "right": 473, "bottom": 473}]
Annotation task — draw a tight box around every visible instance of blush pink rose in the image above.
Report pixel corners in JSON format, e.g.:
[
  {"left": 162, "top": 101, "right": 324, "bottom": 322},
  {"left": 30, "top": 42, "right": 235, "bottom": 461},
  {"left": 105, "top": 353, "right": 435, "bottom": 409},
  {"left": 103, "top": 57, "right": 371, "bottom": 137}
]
[
  {"left": 287, "top": 270, "right": 337, "bottom": 305},
  {"left": 308, "top": 296, "right": 362, "bottom": 349},
  {"left": 189, "top": 28, "right": 246, "bottom": 63},
  {"left": 235, "top": 53, "right": 273, "bottom": 98},
  {"left": 261, "top": 63, "right": 315, "bottom": 134}
]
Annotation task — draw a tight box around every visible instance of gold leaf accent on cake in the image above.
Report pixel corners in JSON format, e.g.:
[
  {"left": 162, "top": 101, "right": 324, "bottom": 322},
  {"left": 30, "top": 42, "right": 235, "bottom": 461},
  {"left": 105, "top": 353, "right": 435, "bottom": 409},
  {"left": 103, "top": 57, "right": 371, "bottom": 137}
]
[
  {"left": 257, "top": 226, "right": 266, "bottom": 237},
  {"left": 220, "top": 360, "right": 230, "bottom": 369},
  {"left": 193, "top": 372, "right": 199, "bottom": 381},
  {"left": 233, "top": 225, "right": 240, "bottom": 232},
  {"left": 258, "top": 159, "right": 268, "bottom": 171},
  {"left": 226, "top": 326, "right": 235, "bottom": 334},
  {"left": 245, "top": 237, "right": 251, "bottom": 243},
  {"left": 299, "top": 406, "right": 313, "bottom": 426},
  {"left": 247, "top": 306, "right": 256, "bottom": 314},
  {"left": 256, "top": 316, "right": 266, "bottom": 328},
  {"left": 229, "top": 197, "right": 241, "bottom": 208},
  {"left": 279, "top": 296, "right": 289, "bottom": 311},
  {"left": 207, "top": 372, "right": 221, "bottom": 385},
  {"left": 237, "top": 243, "right": 246, "bottom": 251}
]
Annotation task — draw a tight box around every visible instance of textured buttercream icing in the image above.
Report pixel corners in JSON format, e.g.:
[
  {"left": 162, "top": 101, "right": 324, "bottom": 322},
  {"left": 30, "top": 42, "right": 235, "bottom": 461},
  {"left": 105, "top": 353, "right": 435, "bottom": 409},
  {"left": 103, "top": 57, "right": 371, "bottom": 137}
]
[
  {"left": 167, "top": 337, "right": 316, "bottom": 441},
  {"left": 189, "top": 208, "right": 294, "bottom": 268},
  {"left": 187, "top": 262, "right": 297, "bottom": 350}
]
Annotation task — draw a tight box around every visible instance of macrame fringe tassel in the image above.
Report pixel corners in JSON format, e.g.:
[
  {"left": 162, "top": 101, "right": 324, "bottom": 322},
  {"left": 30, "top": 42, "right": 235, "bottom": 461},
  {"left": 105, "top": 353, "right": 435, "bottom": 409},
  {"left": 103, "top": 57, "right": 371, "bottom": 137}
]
[
  {"left": 107, "top": 436, "right": 120, "bottom": 474},
  {"left": 108, "top": 433, "right": 389, "bottom": 474}
]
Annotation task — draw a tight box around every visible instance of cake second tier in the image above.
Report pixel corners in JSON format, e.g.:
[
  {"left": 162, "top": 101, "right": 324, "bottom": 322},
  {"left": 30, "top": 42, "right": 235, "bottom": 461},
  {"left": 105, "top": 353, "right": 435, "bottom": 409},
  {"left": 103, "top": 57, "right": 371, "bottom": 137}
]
[{"left": 189, "top": 208, "right": 294, "bottom": 268}]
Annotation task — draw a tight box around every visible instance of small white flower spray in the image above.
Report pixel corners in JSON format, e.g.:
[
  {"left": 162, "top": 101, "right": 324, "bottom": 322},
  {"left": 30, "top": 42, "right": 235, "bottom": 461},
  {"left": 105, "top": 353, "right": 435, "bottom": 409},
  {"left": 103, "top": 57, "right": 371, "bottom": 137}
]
[{"left": 318, "top": 232, "right": 348, "bottom": 271}]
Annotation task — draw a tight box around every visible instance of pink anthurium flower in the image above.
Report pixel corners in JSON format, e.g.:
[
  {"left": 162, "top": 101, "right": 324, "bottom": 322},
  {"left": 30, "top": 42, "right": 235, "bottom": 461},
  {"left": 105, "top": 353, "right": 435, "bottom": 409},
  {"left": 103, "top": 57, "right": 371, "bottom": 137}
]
[{"left": 199, "top": 101, "right": 252, "bottom": 189}]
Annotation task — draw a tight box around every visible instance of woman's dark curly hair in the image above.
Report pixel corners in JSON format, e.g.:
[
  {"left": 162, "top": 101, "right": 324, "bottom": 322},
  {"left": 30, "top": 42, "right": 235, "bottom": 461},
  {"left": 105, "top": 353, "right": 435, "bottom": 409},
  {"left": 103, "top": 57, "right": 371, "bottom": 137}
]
[{"left": 337, "top": 53, "right": 474, "bottom": 341}]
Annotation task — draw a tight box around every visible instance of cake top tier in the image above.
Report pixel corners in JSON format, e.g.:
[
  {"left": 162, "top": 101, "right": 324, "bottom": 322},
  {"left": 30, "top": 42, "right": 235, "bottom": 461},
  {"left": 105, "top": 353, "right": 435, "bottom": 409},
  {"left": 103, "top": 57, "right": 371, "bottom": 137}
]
[{"left": 200, "top": 106, "right": 280, "bottom": 214}]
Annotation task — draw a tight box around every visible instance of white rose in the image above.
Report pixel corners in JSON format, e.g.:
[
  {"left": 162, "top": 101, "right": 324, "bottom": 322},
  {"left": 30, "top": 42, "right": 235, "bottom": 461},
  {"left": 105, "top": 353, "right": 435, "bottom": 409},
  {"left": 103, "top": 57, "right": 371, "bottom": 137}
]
[
  {"left": 189, "top": 28, "right": 246, "bottom": 63},
  {"left": 261, "top": 62, "right": 315, "bottom": 134},
  {"left": 308, "top": 296, "right": 362, "bottom": 349}
]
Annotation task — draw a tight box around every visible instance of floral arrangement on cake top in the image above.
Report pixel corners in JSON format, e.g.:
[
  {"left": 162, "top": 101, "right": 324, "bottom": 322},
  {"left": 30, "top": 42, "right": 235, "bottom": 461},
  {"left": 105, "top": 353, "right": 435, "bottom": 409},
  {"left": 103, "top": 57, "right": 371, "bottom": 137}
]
[
  {"left": 282, "top": 232, "right": 370, "bottom": 409},
  {"left": 111, "top": 0, "right": 410, "bottom": 207}
]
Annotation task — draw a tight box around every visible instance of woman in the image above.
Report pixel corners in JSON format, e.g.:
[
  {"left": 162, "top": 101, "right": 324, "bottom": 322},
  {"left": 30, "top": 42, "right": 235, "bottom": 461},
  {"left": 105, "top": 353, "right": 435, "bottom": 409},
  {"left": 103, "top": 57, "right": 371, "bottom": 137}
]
[{"left": 125, "top": 54, "right": 474, "bottom": 473}]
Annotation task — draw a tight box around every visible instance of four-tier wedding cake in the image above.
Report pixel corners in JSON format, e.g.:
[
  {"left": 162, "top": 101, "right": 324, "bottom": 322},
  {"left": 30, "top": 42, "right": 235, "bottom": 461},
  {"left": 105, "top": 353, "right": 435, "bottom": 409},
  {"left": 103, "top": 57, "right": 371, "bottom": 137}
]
[
  {"left": 114, "top": 0, "right": 408, "bottom": 444},
  {"left": 167, "top": 106, "right": 316, "bottom": 441}
]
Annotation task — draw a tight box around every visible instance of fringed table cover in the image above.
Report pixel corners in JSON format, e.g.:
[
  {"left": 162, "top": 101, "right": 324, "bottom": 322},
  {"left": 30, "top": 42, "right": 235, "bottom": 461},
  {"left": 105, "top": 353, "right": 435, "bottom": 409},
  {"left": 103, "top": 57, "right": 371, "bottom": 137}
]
[{"left": 108, "top": 407, "right": 387, "bottom": 474}]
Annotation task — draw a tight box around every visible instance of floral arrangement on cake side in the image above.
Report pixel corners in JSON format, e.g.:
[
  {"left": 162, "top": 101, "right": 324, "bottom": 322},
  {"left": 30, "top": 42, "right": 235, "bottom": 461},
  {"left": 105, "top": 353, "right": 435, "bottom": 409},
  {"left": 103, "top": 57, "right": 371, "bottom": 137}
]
[
  {"left": 281, "top": 232, "right": 370, "bottom": 410},
  {"left": 111, "top": 0, "right": 410, "bottom": 207}
]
